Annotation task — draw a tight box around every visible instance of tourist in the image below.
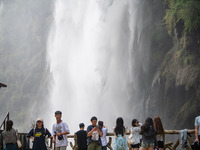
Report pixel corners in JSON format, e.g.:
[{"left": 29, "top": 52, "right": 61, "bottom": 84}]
[
  {"left": 140, "top": 117, "right": 156, "bottom": 150},
  {"left": 76, "top": 123, "right": 87, "bottom": 150},
  {"left": 87, "top": 116, "right": 103, "bottom": 150},
  {"left": 194, "top": 115, "right": 200, "bottom": 143},
  {"left": 129, "top": 119, "right": 142, "bottom": 150},
  {"left": 153, "top": 117, "right": 164, "bottom": 150},
  {"left": 27, "top": 118, "right": 51, "bottom": 150},
  {"left": 2, "top": 120, "right": 19, "bottom": 150},
  {"left": 98, "top": 121, "right": 108, "bottom": 150},
  {"left": 52, "top": 111, "right": 70, "bottom": 150},
  {"left": 113, "top": 117, "right": 128, "bottom": 150}
]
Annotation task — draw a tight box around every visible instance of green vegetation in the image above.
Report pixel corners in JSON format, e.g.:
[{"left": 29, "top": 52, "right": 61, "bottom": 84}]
[
  {"left": 164, "top": 0, "right": 200, "bottom": 34},
  {"left": 142, "top": 0, "right": 200, "bottom": 129}
]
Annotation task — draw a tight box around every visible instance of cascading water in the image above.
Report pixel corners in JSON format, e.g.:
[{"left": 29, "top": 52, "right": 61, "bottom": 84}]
[
  {"left": 47, "top": 0, "right": 147, "bottom": 133},
  {"left": 0, "top": 2, "right": 3, "bottom": 13}
]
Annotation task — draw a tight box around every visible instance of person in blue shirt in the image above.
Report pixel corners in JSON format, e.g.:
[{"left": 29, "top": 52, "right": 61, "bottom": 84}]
[
  {"left": 195, "top": 115, "right": 200, "bottom": 143},
  {"left": 27, "top": 118, "right": 51, "bottom": 150}
]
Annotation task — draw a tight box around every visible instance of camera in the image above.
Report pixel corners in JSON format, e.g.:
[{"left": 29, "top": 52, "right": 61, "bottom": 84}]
[
  {"left": 55, "top": 132, "right": 64, "bottom": 141},
  {"left": 58, "top": 135, "right": 64, "bottom": 140}
]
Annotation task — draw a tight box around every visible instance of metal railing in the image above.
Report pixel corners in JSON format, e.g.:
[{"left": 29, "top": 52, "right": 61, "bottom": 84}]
[
  {"left": 3, "top": 130, "right": 196, "bottom": 150},
  {"left": 0, "top": 112, "right": 9, "bottom": 130},
  {"left": 1, "top": 130, "right": 196, "bottom": 150},
  {"left": 0, "top": 112, "right": 196, "bottom": 150},
  {"left": 164, "top": 129, "right": 195, "bottom": 150},
  {"left": 68, "top": 130, "right": 195, "bottom": 150},
  {"left": 0, "top": 112, "right": 10, "bottom": 150}
]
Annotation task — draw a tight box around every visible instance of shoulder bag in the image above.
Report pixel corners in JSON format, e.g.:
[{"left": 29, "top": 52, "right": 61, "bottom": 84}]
[
  {"left": 16, "top": 129, "right": 22, "bottom": 149},
  {"left": 128, "top": 128, "right": 135, "bottom": 145}
]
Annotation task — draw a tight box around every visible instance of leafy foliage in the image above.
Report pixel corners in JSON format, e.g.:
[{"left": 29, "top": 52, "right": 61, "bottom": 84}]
[{"left": 164, "top": 0, "right": 200, "bottom": 34}]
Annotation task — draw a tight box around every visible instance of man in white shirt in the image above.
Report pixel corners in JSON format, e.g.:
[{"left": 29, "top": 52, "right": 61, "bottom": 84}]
[{"left": 52, "top": 111, "right": 70, "bottom": 150}]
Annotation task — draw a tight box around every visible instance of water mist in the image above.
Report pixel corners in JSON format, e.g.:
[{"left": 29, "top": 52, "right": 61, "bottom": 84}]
[{"left": 47, "top": 0, "right": 146, "bottom": 133}]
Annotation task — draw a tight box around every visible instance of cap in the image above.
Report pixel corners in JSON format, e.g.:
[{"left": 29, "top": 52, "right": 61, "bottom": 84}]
[{"left": 36, "top": 118, "right": 43, "bottom": 122}]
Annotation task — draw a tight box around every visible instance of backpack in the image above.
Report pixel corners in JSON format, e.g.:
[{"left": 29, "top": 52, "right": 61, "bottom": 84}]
[
  {"left": 114, "top": 134, "right": 127, "bottom": 150},
  {"left": 191, "top": 141, "right": 200, "bottom": 150}
]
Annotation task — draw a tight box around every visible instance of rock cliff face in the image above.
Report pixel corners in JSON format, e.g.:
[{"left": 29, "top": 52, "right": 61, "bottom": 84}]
[
  {"left": 143, "top": 0, "right": 200, "bottom": 129},
  {"left": 0, "top": 0, "right": 199, "bottom": 131}
]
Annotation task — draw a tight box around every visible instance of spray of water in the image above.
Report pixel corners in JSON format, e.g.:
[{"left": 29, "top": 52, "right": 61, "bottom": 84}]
[
  {"left": 47, "top": 0, "right": 144, "bottom": 133},
  {"left": 0, "top": 1, "right": 4, "bottom": 13}
]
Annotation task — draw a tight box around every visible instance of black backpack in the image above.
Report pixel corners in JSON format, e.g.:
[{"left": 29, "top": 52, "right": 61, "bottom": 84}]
[{"left": 191, "top": 142, "right": 200, "bottom": 150}]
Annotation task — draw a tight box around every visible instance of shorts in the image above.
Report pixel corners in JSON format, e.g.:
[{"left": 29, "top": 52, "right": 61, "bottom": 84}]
[
  {"left": 141, "top": 141, "right": 155, "bottom": 148},
  {"left": 55, "top": 146, "right": 67, "bottom": 150},
  {"left": 131, "top": 143, "right": 140, "bottom": 148},
  {"left": 157, "top": 140, "right": 164, "bottom": 148}
]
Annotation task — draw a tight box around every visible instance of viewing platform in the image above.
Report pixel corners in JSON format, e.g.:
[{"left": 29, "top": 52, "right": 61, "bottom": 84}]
[{"left": 0, "top": 113, "right": 195, "bottom": 150}]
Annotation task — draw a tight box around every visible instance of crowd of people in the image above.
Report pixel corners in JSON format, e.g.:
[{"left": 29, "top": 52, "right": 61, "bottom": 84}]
[{"left": 1, "top": 111, "right": 200, "bottom": 150}]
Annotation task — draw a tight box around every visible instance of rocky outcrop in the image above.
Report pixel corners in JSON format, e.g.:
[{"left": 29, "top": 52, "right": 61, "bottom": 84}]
[{"left": 146, "top": 0, "right": 200, "bottom": 129}]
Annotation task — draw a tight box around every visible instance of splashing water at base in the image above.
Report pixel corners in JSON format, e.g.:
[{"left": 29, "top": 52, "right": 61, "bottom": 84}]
[{"left": 47, "top": 0, "right": 144, "bottom": 133}]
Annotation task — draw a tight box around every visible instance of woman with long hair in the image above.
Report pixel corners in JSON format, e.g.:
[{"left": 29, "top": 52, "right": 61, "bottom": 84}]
[
  {"left": 154, "top": 116, "right": 164, "bottom": 150},
  {"left": 140, "top": 117, "right": 156, "bottom": 150},
  {"left": 27, "top": 118, "right": 51, "bottom": 150},
  {"left": 2, "top": 120, "right": 18, "bottom": 150},
  {"left": 113, "top": 117, "right": 128, "bottom": 150},
  {"left": 129, "top": 119, "right": 142, "bottom": 150}
]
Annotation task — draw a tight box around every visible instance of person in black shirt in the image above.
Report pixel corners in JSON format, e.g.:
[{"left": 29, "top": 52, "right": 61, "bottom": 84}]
[
  {"left": 27, "top": 118, "right": 51, "bottom": 150},
  {"left": 76, "top": 123, "right": 87, "bottom": 150}
]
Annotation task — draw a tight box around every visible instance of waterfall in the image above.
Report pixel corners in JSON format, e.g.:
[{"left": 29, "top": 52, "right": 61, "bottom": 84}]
[
  {"left": 0, "top": 1, "right": 4, "bottom": 13},
  {"left": 47, "top": 0, "right": 145, "bottom": 133}
]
